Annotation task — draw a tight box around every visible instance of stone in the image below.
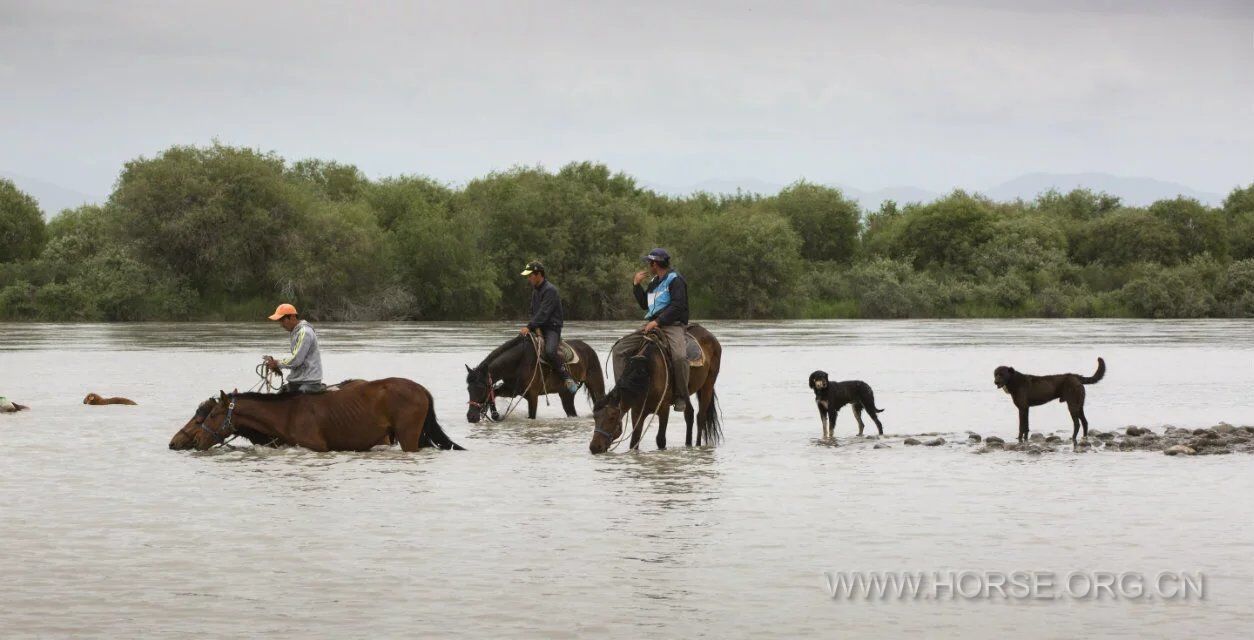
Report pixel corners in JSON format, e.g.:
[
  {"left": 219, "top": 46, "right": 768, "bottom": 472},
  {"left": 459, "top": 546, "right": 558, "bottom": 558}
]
[
  {"left": 1164, "top": 445, "right": 1196, "bottom": 456},
  {"left": 903, "top": 438, "right": 921, "bottom": 446},
  {"left": 1026, "top": 445, "right": 1043, "bottom": 455},
  {"left": 1045, "top": 435, "right": 1062, "bottom": 443},
  {"left": 1029, "top": 433, "right": 1045, "bottom": 442},
  {"left": 985, "top": 436, "right": 1004, "bottom": 445},
  {"left": 924, "top": 437, "right": 945, "bottom": 447},
  {"left": 1095, "top": 431, "right": 1116, "bottom": 440},
  {"left": 1213, "top": 424, "right": 1236, "bottom": 435},
  {"left": 873, "top": 443, "right": 890, "bottom": 449},
  {"left": 968, "top": 434, "right": 982, "bottom": 443},
  {"left": 1126, "top": 426, "right": 1145, "bottom": 436}
]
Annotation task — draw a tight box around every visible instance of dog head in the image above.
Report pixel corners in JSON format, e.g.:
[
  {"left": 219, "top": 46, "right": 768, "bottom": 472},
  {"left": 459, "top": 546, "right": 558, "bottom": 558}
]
[
  {"left": 993, "top": 366, "right": 1015, "bottom": 390},
  {"left": 808, "top": 370, "right": 830, "bottom": 394},
  {"left": 83, "top": 393, "right": 100, "bottom": 405}
]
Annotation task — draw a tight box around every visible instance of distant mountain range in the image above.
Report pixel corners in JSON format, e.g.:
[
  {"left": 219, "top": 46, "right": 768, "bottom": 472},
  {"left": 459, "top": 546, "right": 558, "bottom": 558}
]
[
  {"left": 646, "top": 172, "right": 1229, "bottom": 209},
  {"left": 3, "top": 169, "right": 1233, "bottom": 218},
  {"left": 1, "top": 172, "right": 99, "bottom": 217}
]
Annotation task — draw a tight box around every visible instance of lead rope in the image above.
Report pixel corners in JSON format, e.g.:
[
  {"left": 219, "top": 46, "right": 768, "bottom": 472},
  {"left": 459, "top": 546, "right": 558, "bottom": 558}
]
[
  {"left": 494, "top": 334, "right": 548, "bottom": 421},
  {"left": 251, "top": 362, "right": 283, "bottom": 394}
]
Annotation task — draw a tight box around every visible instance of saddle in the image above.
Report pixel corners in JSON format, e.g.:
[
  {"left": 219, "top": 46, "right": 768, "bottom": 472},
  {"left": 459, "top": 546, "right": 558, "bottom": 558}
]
[
  {"left": 535, "top": 338, "right": 580, "bottom": 367},
  {"left": 646, "top": 326, "right": 707, "bottom": 368}
]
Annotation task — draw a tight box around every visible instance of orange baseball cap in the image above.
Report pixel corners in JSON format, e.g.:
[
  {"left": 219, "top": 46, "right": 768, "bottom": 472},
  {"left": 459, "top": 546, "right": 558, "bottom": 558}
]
[{"left": 268, "top": 303, "right": 298, "bottom": 320}]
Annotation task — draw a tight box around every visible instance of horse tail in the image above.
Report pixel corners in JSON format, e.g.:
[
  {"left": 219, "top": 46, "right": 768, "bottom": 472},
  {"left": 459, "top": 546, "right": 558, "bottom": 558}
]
[
  {"left": 420, "top": 394, "right": 465, "bottom": 450},
  {"left": 699, "top": 389, "right": 723, "bottom": 446},
  {"left": 1080, "top": 357, "right": 1105, "bottom": 385}
]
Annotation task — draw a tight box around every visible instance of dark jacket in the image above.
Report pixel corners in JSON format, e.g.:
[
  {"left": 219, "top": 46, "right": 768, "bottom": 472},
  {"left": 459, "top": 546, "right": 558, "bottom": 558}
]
[
  {"left": 633, "top": 270, "right": 689, "bottom": 326},
  {"left": 528, "top": 279, "right": 564, "bottom": 331}
]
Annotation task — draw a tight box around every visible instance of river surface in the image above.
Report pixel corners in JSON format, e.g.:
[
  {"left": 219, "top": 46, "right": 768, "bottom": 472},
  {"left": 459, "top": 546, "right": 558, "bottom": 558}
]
[{"left": 1, "top": 320, "right": 1252, "bottom": 638}]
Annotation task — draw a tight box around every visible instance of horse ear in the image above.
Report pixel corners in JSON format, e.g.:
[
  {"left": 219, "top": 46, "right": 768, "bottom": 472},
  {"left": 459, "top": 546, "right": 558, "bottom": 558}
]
[{"left": 219, "top": 389, "right": 228, "bottom": 400}]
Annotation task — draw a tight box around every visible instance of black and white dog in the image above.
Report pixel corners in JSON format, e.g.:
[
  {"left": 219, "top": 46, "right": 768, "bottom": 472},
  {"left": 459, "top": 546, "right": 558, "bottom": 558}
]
[{"left": 807, "top": 370, "right": 885, "bottom": 438}]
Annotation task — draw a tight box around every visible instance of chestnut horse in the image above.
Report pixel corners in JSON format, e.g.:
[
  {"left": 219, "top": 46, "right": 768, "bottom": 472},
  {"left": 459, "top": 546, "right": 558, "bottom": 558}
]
[
  {"left": 179, "top": 378, "right": 462, "bottom": 452},
  {"left": 465, "top": 334, "right": 605, "bottom": 423},
  {"left": 589, "top": 325, "right": 722, "bottom": 454}
]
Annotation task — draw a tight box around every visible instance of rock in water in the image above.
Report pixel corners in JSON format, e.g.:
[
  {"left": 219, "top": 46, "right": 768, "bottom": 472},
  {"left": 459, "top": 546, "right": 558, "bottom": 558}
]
[
  {"left": 1045, "top": 435, "right": 1062, "bottom": 443},
  {"left": 924, "top": 437, "right": 945, "bottom": 447},
  {"left": 1126, "top": 426, "right": 1146, "bottom": 436},
  {"left": 873, "top": 443, "right": 890, "bottom": 450},
  {"left": 903, "top": 438, "right": 921, "bottom": 446},
  {"left": 968, "top": 433, "right": 982, "bottom": 443},
  {"left": 1029, "top": 433, "right": 1045, "bottom": 442},
  {"left": 1213, "top": 424, "right": 1236, "bottom": 435},
  {"left": 984, "top": 436, "right": 1004, "bottom": 445},
  {"left": 1026, "top": 445, "right": 1043, "bottom": 455},
  {"left": 1164, "top": 445, "right": 1197, "bottom": 456}
]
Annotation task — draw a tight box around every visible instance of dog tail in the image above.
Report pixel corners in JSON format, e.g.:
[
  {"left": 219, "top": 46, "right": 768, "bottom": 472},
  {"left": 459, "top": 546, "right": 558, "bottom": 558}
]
[{"left": 1080, "top": 357, "right": 1105, "bottom": 385}]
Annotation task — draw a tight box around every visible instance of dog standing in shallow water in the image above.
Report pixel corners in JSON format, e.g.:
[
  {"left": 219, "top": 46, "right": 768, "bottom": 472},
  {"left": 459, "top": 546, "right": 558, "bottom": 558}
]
[
  {"left": 808, "top": 371, "right": 885, "bottom": 438},
  {"left": 993, "top": 358, "right": 1105, "bottom": 443}
]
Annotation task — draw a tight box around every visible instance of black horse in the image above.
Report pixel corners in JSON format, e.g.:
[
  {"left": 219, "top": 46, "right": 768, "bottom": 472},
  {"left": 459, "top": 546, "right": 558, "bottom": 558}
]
[{"left": 465, "top": 334, "right": 606, "bottom": 422}]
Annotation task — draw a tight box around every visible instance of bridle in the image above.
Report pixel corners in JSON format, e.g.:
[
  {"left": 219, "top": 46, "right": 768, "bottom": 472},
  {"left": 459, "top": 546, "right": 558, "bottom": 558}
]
[
  {"left": 466, "top": 371, "right": 496, "bottom": 418},
  {"left": 195, "top": 395, "right": 237, "bottom": 446}
]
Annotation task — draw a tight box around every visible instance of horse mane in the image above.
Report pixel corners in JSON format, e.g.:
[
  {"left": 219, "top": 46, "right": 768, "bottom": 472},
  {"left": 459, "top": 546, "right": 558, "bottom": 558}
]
[
  {"left": 598, "top": 343, "right": 655, "bottom": 408},
  {"left": 475, "top": 336, "right": 528, "bottom": 372}
]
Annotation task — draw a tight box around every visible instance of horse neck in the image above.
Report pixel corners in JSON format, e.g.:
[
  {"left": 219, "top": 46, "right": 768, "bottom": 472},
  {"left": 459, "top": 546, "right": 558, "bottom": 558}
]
[
  {"left": 231, "top": 398, "right": 292, "bottom": 440},
  {"left": 481, "top": 339, "right": 532, "bottom": 379}
]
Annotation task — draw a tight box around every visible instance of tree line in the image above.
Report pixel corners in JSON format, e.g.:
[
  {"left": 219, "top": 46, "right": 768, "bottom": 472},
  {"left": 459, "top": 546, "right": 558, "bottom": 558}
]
[{"left": 1, "top": 143, "right": 1253, "bottom": 321}]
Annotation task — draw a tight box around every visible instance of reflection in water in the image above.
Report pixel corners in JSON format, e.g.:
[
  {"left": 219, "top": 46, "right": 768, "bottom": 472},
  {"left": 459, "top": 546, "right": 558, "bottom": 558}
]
[{"left": 1, "top": 320, "right": 1253, "bottom": 638}]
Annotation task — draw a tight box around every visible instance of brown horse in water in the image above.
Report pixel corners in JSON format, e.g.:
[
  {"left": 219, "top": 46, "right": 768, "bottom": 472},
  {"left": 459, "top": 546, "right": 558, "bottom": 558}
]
[
  {"left": 589, "top": 325, "right": 722, "bottom": 454},
  {"left": 176, "top": 378, "right": 463, "bottom": 452}
]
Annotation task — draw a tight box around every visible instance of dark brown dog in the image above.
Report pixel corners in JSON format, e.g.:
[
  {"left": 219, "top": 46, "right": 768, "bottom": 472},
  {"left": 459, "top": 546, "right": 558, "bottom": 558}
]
[
  {"left": 83, "top": 393, "right": 138, "bottom": 406},
  {"left": 808, "top": 371, "right": 884, "bottom": 438},
  {"left": 993, "top": 358, "right": 1105, "bottom": 443}
]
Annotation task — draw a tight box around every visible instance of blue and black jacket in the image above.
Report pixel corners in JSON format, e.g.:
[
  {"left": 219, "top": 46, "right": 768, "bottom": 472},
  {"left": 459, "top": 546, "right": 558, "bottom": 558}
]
[{"left": 633, "top": 271, "right": 689, "bottom": 326}]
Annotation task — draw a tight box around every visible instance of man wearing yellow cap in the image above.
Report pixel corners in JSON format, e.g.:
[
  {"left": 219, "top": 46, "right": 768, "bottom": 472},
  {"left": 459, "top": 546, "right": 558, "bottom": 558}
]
[
  {"left": 262, "top": 303, "right": 324, "bottom": 393},
  {"left": 520, "top": 261, "right": 580, "bottom": 395}
]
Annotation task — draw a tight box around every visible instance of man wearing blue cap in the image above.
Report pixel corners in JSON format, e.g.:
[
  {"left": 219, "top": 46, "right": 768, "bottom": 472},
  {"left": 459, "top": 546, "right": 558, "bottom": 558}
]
[{"left": 611, "top": 248, "right": 690, "bottom": 411}]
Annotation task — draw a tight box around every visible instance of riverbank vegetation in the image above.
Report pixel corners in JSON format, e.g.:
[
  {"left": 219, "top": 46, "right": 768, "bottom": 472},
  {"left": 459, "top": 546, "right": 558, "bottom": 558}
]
[{"left": 2, "top": 144, "right": 1253, "bottom": 321}]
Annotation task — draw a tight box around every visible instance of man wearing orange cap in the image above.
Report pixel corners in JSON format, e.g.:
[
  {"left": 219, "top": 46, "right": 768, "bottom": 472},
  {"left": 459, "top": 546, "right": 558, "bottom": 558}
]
[{"left": 262, "top": 303, "right": 323, "bottom": 393}]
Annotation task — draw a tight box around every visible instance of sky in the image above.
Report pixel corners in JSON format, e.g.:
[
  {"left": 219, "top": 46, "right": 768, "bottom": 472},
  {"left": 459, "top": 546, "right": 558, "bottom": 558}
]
[{"left": 1, "top": 0, "right": 1251, "bottom": 201}]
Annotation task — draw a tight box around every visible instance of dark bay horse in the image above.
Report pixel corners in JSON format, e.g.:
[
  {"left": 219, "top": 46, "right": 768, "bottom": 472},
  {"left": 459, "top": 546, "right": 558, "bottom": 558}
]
[
  {"left": 465, "top": 334, "right": 605, "bottom": 422},
  {"left": 180, "top": 378, "right": 463, "bottom": 452},
  {"left": 589, "top": 325, "right": 722, "bottom": 454}
]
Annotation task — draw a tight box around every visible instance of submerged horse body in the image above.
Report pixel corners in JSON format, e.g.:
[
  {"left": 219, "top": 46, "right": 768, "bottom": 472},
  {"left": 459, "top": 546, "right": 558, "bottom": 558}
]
[
  {"left": 589, "top": 325, "right": 722, "bottom": 454},
  {"left": 465, "top": 334, "right": 605, "bottom": 423},
  {"left": 172, "top": 378, "right": 462, "bottom": 452}
]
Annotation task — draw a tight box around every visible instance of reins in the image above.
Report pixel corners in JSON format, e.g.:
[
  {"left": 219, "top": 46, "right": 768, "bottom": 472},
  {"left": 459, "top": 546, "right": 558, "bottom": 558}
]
[
  {"left": 474, "top": 333, "right": 550, "bottom": 423},
  {"left": 604, "top": 330, "right": 671, "bottom": 452}
]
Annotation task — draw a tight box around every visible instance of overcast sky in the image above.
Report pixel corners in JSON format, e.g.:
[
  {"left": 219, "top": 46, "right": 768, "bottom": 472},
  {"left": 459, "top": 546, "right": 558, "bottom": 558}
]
[{"left": 1, "top": 0, "right": 1251, "bottom": 199}]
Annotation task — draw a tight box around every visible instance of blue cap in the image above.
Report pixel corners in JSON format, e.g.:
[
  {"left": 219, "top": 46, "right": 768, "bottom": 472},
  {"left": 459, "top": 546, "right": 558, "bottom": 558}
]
[{"left": 643, "top": 248, "right": 671, "bottom": 263}]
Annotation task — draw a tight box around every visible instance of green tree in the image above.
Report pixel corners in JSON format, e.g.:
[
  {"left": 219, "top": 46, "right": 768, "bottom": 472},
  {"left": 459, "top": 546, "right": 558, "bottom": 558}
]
[
  {"left": 893, "top": 191, "right": 997, "bottom": 271},
  {"left": 680, "top": 205, "right": 801, "bottom": 318},
  {"left": 1148, "top": 197, "right": 1227, "bottom": 260},
  {"left": 769, "top": 181, "right": 861, "bottom": 263},
  {"left": 0, "top": 178, "right": 46, "bottom": 263},
  {"left": 1071, "top": 209, "right": 1181, "bottom": 266}
]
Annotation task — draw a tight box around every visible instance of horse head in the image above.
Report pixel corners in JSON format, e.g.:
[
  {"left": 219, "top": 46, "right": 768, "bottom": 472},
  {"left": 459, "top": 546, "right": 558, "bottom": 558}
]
[
  {"left": 187, "top": 391, "right": 238, "bottom": 451},
  {"left": 169, "top": 396, "right": 219, "bottom": 450},
  {"left": 589, "top": 354, "right": 653, "bottom": 454}
]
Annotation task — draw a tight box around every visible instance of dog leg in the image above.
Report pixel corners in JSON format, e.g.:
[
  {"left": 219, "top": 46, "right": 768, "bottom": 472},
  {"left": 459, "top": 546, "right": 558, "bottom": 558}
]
[
  {"left": 1018, "top": 406, "right": 1030, "bottom": 443},
  {"left": 829, "top": 408, "right": 839, "bottom": 439},
  {"left": 818, "top": 406, "right": 829, "bottom": 439},
  {"left": 869, "top": 409, "right": 884, "bottom": 435},
  {"left": 853, "top": 405, "right": 866, "bottom": 437}
]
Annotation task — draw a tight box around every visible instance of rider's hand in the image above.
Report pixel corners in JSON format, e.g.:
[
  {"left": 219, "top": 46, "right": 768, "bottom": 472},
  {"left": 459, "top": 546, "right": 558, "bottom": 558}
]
[
  {"left": 520, "top": 326, "right": 530, "bottom": 336},
  {"left": 633, "top": 271, "right": 647, "bottom": 285},
  {"left": 643, "top": 320, "right": 659, "bottom": 333}
]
